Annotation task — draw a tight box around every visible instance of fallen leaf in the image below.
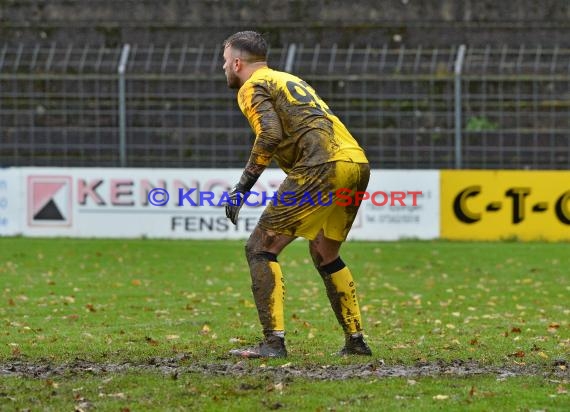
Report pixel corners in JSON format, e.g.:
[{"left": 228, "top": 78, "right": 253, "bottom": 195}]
[
  {"left": 433, "top": 394, "right": 449, "bottom": 400},
  {"left": 99, "top": 392, "right": 126, "bottom": 399},
  {"left": 548, "top": 323, "right": 560, "bottom": 333},
  {"left": 145, "top": 337, "right": 159, "bottom": 346},
  {"left": 45, "top": 379, "right": 59, "bottom": 388},
  {"left": 508, "top": 351, "right": 525, "bottom": 358}
]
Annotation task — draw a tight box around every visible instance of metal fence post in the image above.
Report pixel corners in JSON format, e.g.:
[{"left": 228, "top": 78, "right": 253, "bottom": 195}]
[
  {"left": 118, "top": 44, "right": 131, "bottom": 167},
  {"left": 454, "top": 45, "right": 466, "bottom": 169},
  {"left": 284, "top": 43, "right": 297, "bottom": 72}
]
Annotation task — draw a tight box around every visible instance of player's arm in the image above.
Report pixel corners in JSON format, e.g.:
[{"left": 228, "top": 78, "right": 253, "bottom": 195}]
[{"left": 226, "top": 84, "right": 283, "bottom": 224}]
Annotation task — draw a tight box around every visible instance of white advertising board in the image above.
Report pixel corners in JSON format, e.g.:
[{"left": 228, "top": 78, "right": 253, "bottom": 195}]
[
  {"left": 0, "top": 168, "right": 22, "bottom": 236},
  {"left": 349, "top": 170, "right": 440, "bottom": 240},
  {"left": 20, "top": 168, "right": 283, "bottom": 239},
  {"left": 15, "top": 167, "right": 440, "bottom": 240}
]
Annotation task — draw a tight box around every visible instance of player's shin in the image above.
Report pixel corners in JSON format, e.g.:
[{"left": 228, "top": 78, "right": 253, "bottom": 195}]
[
  {"left": 248, "top": 253, "right": 285, "bottom": 338},
  {"left": 318, "top": 257, "right": 363, "bottom": 336}
]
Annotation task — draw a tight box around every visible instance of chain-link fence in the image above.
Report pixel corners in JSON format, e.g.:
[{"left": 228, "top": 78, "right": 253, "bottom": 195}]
[{"left": 1, "top": 43, "right": 569, "bottom": 169}]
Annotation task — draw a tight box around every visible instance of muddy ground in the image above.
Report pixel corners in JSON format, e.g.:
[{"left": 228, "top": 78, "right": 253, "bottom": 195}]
[{"left": 1, "top": 356, "right": 568, "bottom": 380}]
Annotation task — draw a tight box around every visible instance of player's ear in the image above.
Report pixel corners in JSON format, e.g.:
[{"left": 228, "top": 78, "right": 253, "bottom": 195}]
[{"left": 233, "top": 57, "right": 243, "bottom": 72}]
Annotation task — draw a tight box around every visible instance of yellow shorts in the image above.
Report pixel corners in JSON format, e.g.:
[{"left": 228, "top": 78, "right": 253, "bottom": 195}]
[{"left": 258, "top": 161, "right": 370, "bottom": 241}]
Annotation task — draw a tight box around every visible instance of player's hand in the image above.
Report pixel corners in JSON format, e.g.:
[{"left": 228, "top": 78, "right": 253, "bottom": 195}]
[{"left": 225, "top": 184, "right": 248, "bottom": 225}]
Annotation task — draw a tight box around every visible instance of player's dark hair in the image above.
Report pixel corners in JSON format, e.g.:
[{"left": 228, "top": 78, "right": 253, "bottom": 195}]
[{"left": 223, "top": 31, "right": 267, "bottom": 62}]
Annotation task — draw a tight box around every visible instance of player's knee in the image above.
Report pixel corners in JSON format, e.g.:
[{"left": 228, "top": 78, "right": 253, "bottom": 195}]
[
  {"left": 244, "top": 238, "right": 256, "bottom": 262},
  {"left": 309, "top": 242, "right": 341, "bottom": 268},
  {"left": 245, "top": 237, "right": 278, "bottom": 263}
]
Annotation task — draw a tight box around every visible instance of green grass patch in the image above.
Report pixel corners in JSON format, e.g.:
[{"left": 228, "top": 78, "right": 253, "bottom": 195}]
[
  {"left": 1, "top": 373, "right": 568, "bottom": 411},
  {"left": 0, "top": 238, "right": 568, "bottom": 410},
  {"left": 1, "top": 238, "right": 568, "bottom": 364}
]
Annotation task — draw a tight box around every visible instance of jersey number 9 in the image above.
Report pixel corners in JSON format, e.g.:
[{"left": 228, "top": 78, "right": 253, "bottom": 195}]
[{"left": 286, "top": 80, "right": 334, "bottom": 116}]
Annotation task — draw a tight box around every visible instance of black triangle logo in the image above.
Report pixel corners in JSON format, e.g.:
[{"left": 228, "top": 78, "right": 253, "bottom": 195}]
[{"left": 34, "top": 199, "right": 64, "bottom": 221}]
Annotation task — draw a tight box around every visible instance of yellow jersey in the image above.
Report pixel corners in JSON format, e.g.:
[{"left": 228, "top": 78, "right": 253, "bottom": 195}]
[{"left": 237, "top": 67, "right": 368, "bottom": 174}]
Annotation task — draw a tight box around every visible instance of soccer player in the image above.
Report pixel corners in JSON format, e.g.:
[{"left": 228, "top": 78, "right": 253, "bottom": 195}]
[{"left": 223, "top": 31, "right": 372, "bottom": 358}]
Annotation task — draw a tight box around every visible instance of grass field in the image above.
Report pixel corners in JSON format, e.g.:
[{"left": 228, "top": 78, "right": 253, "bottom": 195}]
[{"left": 1, "top": 238, "right": 568, "bottom": 410}]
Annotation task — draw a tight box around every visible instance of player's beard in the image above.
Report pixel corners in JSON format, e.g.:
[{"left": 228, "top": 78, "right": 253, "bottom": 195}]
[{"left": 226, "top": 70, "right": 241, "bottom": 89}]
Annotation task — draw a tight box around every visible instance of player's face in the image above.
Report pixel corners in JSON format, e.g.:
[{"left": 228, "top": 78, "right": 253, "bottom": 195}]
[{"left": 223, "top": 46, "right": 241, "bottom": 89}]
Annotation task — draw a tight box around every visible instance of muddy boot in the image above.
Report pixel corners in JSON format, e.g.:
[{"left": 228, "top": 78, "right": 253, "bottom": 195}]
[
  {"left": 338, "top": 334, "right": 372, "bottom": 356},
  {"left": 229, "top": 335, "right": 287, "bottom": 359}
]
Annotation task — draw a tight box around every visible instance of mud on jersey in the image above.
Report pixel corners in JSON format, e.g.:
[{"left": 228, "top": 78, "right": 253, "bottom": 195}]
[{"left": 237, "top": 67, "right": 368, "bottom": 173}]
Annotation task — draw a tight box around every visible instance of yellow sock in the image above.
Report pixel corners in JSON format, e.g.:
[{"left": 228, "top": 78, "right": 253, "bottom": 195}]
[
  {"left": 250, "top": 258, "right": 286, "bottom": 335},
  {"left": 321, "top": 262, "right": 363, "bottom": 335},
  {"left": 268, "top": 261, "right": 285, "bottom": 332}
]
